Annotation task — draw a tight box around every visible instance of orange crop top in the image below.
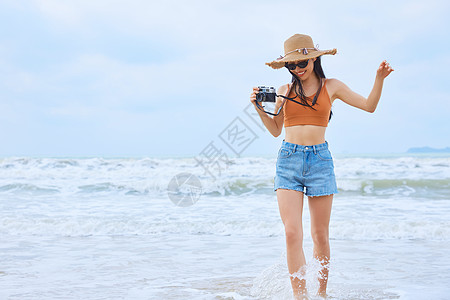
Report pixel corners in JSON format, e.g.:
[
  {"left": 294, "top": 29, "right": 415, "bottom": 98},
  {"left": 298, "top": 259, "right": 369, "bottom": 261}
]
[{"left": 283, "top": 79, "right": 332, "bottom": 127}]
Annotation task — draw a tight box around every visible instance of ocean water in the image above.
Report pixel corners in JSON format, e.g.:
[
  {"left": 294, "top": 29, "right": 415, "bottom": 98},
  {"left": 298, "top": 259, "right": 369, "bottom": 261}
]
[{"left": 1, "top": 154, "right": 450, "bottom": 300}]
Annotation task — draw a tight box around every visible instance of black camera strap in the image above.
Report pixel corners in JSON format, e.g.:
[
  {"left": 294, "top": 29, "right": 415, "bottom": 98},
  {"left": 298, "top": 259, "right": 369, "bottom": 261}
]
[
  {"left": 254, "top": 100, "right": 283, "bottom": 116},
  {"left": 283, "top": 77, "right": 322, "bottom": 107},
  {"left": 254, "top": 78, "right": 323, "bottom": 116}
]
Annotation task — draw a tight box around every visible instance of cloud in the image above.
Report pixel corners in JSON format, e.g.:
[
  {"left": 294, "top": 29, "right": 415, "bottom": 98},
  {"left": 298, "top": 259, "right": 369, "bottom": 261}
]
[{"left": 0, "top": 0, "right": 449, "bottom": 156}]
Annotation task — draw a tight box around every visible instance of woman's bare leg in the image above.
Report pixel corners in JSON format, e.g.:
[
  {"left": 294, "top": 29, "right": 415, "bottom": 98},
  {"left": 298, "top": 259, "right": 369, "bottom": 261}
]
[
  {"left": 277, "top": 188, "right": 307, "bottom": 299},
  {"left": 308, "top": 194, "right": 333, "bottom": 297}
]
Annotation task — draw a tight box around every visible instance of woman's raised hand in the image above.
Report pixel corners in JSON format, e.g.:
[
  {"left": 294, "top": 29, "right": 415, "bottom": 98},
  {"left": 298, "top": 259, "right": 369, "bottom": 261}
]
[{"left": 377, "top": 60, "right": 394, "bottom": 79}]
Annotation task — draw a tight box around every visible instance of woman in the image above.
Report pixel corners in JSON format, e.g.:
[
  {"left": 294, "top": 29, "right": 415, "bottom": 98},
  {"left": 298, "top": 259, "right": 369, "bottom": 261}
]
[{"left": 249, "top": 34, "right": 393, "bottom": 299}]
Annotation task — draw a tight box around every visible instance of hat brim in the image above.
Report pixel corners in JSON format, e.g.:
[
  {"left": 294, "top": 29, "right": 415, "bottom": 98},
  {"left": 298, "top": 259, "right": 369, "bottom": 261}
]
[{"left": 265, "top": 48, "right": 337, "bottom": 69}]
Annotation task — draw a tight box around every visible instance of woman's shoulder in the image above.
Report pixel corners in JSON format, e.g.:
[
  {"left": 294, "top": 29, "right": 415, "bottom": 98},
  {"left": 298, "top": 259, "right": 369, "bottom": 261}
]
[
  {"left": 325, "top": 78, "right": 348, "bottom": 89},
  {"left": 325, "top": 78, "right": 342, "bottom": 86},
  {"left": 324, "top": 78, "right": 345, "bottom": 100},
  {"left": 277, "top": 83, "right": 292, "bottom": 95}
]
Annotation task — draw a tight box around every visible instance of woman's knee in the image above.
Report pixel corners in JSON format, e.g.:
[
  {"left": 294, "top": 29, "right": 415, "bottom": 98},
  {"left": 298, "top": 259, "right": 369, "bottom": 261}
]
[
  {"left": 311, "top": 228, "right": 329, "bottom": 247},
  {"left": 285, "top": 225, "right": 303, "bottom": 244}
]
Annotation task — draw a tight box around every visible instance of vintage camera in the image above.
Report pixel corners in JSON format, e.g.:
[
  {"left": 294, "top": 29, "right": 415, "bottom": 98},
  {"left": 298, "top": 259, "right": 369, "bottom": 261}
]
[{"left": 256, "top": 86, "right": 276, "bottom": 102}]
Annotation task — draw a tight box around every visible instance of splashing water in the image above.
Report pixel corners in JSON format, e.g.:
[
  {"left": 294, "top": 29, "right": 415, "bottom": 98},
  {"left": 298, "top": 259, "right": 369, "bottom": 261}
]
[{"left": 251, "top": 252, "right": 331, "bottom": 300}]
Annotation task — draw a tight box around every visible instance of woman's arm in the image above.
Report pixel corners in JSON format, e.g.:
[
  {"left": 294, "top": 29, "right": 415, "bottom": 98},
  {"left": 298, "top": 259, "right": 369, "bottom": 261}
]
[
  {"left": 330, "top": 60, "right": 394, "bottom": 113},
  {"left": 250, "top": 84, "right": 289, "bottom": 137}
]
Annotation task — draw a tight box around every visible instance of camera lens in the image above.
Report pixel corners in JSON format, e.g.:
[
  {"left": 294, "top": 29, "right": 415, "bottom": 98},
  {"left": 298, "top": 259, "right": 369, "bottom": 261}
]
[{"left": 256, "top": 93, "right": 263, "bottom": 102}]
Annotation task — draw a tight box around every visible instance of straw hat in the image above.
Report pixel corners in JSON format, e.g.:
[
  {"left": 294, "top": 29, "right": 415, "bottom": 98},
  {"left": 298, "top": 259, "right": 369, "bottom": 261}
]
[{"left": 266, "top": 34, "right": 337, "bottom": 69}]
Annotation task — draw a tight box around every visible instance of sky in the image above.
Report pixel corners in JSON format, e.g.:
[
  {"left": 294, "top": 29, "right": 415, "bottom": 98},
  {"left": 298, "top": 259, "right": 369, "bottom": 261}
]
[{"left": 0, "top": 0, "right": 449, "bottom": 157}]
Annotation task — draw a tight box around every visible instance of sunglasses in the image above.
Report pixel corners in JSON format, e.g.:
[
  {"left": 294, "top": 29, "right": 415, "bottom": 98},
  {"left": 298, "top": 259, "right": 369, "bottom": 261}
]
[{"left": 285, "top": 59, "right": 310, "bottom": 70}]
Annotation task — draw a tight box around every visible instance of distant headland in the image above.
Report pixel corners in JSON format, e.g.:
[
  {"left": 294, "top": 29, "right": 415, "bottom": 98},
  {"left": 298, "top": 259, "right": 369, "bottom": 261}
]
[{"left": 407, "top": 147, "right": 450, "bottom": 153}]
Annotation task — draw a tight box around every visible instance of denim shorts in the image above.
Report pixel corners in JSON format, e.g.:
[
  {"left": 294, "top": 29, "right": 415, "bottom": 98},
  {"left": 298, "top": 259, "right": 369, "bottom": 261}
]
[{"left": 273, "top": 139, "right": 338, "bottom": 197}]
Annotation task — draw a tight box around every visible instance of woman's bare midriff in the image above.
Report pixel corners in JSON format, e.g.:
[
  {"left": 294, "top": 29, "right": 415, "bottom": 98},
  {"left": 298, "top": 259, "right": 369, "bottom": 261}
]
[{"left": 284, "top": 125, "right": 327, "bottom": 146}]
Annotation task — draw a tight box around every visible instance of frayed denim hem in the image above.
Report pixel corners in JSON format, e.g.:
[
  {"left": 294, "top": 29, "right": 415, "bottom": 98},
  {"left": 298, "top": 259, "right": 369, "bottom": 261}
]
[
  {"left": 274, "top": 186, "right": 305, "bottom": 193},
  {"left": 306, "top": 190, "right": 339, "bottom": 197}
]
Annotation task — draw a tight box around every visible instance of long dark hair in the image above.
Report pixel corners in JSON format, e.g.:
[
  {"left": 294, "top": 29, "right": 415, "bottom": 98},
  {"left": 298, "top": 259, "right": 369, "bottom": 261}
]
[{"left": 288, "top": 56, "right": 333, "bottom": 121}]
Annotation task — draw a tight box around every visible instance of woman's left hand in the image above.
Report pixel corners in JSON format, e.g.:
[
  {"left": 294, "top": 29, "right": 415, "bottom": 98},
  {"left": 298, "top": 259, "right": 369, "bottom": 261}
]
[{"left": 377, "top": 60, "right": 394, "bottom": 79}]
